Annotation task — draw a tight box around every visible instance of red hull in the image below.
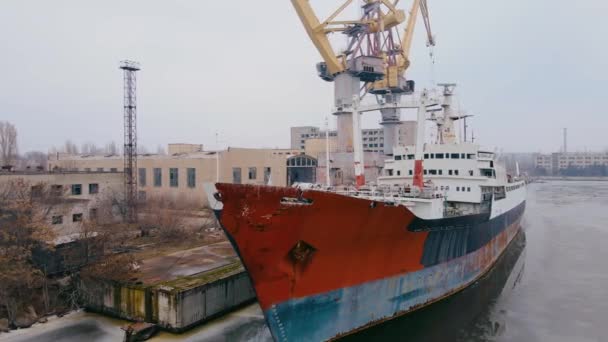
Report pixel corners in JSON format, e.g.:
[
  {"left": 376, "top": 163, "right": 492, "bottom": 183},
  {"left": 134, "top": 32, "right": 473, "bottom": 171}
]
[{"left": 216, "top": 183, "right": 430, "bottom": 311}]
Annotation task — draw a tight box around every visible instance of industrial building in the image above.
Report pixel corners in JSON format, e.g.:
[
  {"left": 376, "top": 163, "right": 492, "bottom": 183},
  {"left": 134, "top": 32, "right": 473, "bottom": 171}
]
[
  {"left": 291, "top": 123, "right": 416, "bottom": 153},
  {"left": 0, "top": 171, "right": 123, "bottom": 241},
  {"left": 48, "top": 145, "right": 311, "bottom": 206},
  {"left": 535, "top": 152, "right": 608, "bottom": 175}
]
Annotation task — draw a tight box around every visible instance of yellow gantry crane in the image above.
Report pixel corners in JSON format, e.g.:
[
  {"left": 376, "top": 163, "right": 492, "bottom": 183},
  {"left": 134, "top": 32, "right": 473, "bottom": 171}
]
[
  {"left": 291, "top": 0, "right": 435, "bottom": 155},
  {"left": 291, "top": 0, "right": 434, "bottom": 92}
]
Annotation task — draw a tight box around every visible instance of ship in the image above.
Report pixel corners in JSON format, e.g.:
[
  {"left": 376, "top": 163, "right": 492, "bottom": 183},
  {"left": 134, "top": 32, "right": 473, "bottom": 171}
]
[
  {"left": 205, "top": 3, "right": 526, "bottom": 340},
  {"left": 205, "top": 86, "right": 527, "bottom": 341}
]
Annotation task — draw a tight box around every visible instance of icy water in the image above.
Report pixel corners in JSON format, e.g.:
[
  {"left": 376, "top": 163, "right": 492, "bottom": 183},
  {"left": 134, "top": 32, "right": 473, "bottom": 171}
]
[{"left": 2, "top": 181, "right": 607, "bottom": 342}]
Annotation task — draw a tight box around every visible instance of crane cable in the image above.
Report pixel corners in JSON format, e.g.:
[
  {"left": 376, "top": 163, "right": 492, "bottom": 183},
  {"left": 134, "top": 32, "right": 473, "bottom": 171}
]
[{"left": 420, "top": 0, "right": 437, "bottom": 86}]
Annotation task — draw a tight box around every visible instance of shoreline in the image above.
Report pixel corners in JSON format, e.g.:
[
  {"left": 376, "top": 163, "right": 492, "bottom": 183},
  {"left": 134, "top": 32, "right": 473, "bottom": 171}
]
[{"left": 534, "top": 176, "right": 608, "bottom": 182}]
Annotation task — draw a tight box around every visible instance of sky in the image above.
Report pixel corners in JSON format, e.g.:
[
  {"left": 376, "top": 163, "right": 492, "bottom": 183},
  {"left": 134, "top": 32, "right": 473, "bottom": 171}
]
[{"left": 1, "top": 0, "right": 607, "bottom": 154}]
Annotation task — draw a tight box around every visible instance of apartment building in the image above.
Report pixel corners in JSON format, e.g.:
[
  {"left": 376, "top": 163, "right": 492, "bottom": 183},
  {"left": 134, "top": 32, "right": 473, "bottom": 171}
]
[
  {"left": 291, "top": 122, "right": 416, "bottom": 153},
  {"left": 535, "top": 152, "right": 608, "bottom": 175}
]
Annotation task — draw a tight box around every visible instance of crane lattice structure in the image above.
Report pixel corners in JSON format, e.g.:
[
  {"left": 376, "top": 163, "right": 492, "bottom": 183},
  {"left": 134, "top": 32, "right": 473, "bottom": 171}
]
[
  {"left": 120, "top": 60, "right": 140, "bottom": 224},
  {"left": 291, "top": 0, "right": 435, "bottom": 155}
]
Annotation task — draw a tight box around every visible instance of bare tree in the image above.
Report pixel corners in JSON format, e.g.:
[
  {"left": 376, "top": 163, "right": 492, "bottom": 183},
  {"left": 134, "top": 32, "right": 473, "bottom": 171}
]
[
  {"left": 0, "top": 179, "right": 56, "bottom": 324},
  {"left": 0, "top": 121, "right": 18, "bottom": 167},
  {"left": 64, "top": 140, "right": 79, "bottom": 155}
]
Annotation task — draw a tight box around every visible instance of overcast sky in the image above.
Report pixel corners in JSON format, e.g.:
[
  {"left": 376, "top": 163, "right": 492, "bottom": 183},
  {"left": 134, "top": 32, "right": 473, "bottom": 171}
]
[{"left": 1, "top": 0, "right": 607, "bottom": 154}]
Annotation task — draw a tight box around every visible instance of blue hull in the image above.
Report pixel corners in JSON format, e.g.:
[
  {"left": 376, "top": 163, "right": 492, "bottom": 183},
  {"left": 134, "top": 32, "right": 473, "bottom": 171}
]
[{"left": 264, "top": 219, "right": 522, "bottom": 341}]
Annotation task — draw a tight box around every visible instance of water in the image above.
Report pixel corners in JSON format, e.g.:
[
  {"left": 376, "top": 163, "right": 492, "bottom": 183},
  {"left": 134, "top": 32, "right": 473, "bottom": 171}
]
[
  {"left": 344, "top": 181, "right": 608, "bottom": 342},
  {"left": 3, "top": 181, "right": 607, "bottom": 342}
]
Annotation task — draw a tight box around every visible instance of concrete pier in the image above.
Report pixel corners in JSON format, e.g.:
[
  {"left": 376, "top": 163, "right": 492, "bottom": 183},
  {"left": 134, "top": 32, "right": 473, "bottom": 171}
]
[{"left": 81, "top": 241, "right": 256, "bottom": 332}]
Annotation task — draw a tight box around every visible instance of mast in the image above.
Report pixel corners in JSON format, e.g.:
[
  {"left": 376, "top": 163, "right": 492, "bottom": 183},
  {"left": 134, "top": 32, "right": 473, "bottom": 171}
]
[
  {"left": 325, "top": 117, "right": 331, "bottom": 187},
  {"left": 352, "top": 96, "right": 365, "bottom": 188},
  {"left": 413, "top": 90, "right": 428, "bottom": 189},
  {"left": 215, "top": 132, "right": 220, "bottom": 183}
]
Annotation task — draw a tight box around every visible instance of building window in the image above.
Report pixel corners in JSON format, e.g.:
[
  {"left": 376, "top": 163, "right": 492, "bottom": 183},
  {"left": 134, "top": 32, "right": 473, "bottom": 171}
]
[
  {"left": 30, "top": 185, "right": 43, "bottom": 198},
  {"left": 88, "top": 183, "right": 99, "bottom": 194},
  {"left": 395, "top": 155, "right": 402, "bottom": 161},
  {"left": 424, "top": 154, "right": 429, "bottom": 159},
  {"left": 451, "top": 154, "right": 460, "bottom": 159},
  {"left": 97, "top": 167, "right": 104, "bottom": 172},
  {"left": 467, "top": 187, "right": 471, "bottom": 192},
  {"left": 89, "top": 208, "right": 98, "bottom": 221},
  {"left": 154, "top": 168, "right": 162, "bottom": 187},
  {"left": 72, "top": 213, "right": 83, "bottom": 222},
  {"left": 51, "top": 184, "right": 63, "bottom": 197},
  {"left": 409, "top": 170, "right": 413, "bottom": 175},
  {"left": 84, "top": 168, "right": 91, "bottom": 172},
  {"left": 449, "top": 170, "right": 453, "bottom": 176},
  {"left": 397, "top": 170, "right": 401, "bottom": 176},
  {"left": 232, "top": 167, "right": 242, "bottom": 184},
  {"left": 423, "top": 170, "right": 428, "bottom": 175},
  {"left": 457, "top": 187, "right": 460, "bottom": 191},
  {"left": 469, "top": 170, "right": 474, "bottom": 176},
  {"left": 110, "top": 168, "right": 118, "bottom": 172},
  {"left": 187, "top": 168, "right": 196, "bottom": 188},
  {"left": 248, "top": 167, "right": 257, "bottom": 180},
  {"left": 52, "top": 215, "right": 63, "bottom": 225},
  {"left": 436, "top": 153, "right": 444, "bottom": 159},
  {"left": 454, "top": 170, "right": 459, "bottom": 176},
  {"left": 71, "top": 184, "right": 82, "bottom": 195},
  {"left": 438, "top": 170, "right": 443, "bottom": 175},
  {"left": 170, "top": 168, "right": 179, "bottom": 187},
  {"left": 429, "top": 170, "right": 437, "bottom": 175},
  {"left": 139, "top": 168, "right": 147, "bottom": 187},
  {"left": 264, "top": 167, "right": 271, "bottom": 184}
]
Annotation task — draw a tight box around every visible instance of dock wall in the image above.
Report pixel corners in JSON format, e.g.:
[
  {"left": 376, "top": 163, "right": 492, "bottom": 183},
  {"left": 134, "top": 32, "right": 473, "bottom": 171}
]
[{"left": 81, "top": 266, "right": 255, "bottom": 332}]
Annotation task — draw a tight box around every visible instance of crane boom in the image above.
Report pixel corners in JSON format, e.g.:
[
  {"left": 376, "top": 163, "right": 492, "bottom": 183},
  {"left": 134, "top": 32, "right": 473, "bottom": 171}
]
[
  {"left": 420, "top": 0, "right": 435, "bottom": 47},
  {"left": 398, "top": 0, "right": 421, "bottom": 72},
  {"left": 291, "top": 0, "right": 345, "bottom": 76}
]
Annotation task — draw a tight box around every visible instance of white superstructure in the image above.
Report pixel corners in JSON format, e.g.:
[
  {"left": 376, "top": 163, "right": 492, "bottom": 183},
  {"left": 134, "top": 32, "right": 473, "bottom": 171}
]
[
  {"left": 375, "top": 142, "right": 526, "bottom": 219},
  {"left": 323, "top": 84, "right": 527, "bottom": 221}
]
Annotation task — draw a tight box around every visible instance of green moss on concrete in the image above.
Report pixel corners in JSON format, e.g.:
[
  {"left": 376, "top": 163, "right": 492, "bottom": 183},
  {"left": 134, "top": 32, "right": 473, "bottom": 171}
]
[{"left": 157, "top": 261, "right": 245, "bottom": 292}]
